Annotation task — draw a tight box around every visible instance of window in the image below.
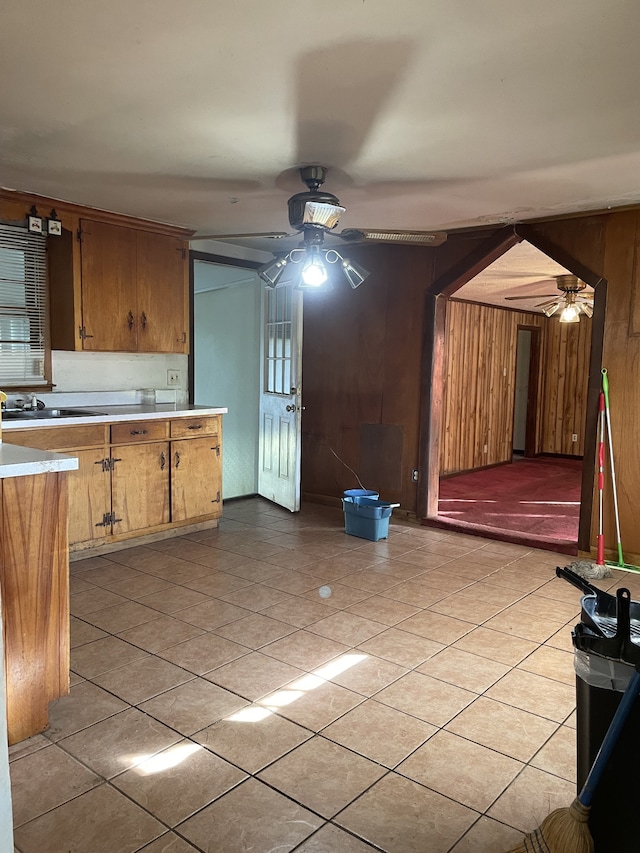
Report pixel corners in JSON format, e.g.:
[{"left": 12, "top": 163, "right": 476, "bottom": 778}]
[
  {"left": 0, "top": 223, "right": 48, "bottom": 386},
  {"left": 264, "top": 285, "right": 292, "bottom": 394}
]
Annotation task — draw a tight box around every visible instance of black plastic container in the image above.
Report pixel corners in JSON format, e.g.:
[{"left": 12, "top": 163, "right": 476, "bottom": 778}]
[{"left": 561, "top": 567, "right": 640, "bottom": 852}]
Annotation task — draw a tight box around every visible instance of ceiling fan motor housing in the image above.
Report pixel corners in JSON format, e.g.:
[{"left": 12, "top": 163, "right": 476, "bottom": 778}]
[
  {"left": 287, "top": 189, "right": 343, "bottom": 232},
  {"left": 555, "top": 274, "right": 586, "bottom": 293}
]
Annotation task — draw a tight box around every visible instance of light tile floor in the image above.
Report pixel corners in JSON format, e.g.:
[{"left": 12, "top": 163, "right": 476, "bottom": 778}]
[{"left": 10, "top": 498, "right": 640, "bottom": 853}]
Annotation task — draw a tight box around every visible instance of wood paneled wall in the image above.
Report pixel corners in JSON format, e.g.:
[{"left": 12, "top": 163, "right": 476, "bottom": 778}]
[
  {"left": 439, "top": 300, "right": 592, "bottom": 475},
  {"left": 301, "top": 244, "right": 435, "bottom": 510},
  {"left": 529, "top": 209, "right": 640, "bottom": 564},
  {"left": 439, "top": 302, "right": 543, "bottom": 474},
  {"left": 539, "top": 314, "right": 592, "bottom": 456}
]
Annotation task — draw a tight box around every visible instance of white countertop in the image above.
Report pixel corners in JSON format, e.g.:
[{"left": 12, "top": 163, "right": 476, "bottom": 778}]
[
  {"left": 1, "top": 404, "right": 228, "bottom": 431},
  {"left": 0, "top": 443, "right": 79, "bottom": 479}
]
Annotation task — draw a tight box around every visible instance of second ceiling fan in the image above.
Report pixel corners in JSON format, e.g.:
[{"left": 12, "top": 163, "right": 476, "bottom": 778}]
[{"left": 505, "top": 274, "right": 594, "bottom": 322}]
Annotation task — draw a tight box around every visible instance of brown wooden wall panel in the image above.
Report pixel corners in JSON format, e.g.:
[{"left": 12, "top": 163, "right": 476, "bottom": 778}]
[
  {"left": 301, "top": 244, "right": 434, "bottom": 510},
  {"left": 439, "top": 302, "right": 546, "bottom": 475},
  {"left": 539, "top": 317, "right": 592, "bottom": 455}
]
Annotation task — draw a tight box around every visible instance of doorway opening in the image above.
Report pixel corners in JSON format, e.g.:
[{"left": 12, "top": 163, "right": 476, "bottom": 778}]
[{"left": 423, "top": 238, "right": 599, "bottom": 554}]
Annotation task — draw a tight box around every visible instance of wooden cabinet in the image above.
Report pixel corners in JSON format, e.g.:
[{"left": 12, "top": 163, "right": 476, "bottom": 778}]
[
  {"left": 172, "top": 435, "right": 222, "bottom": 522},
  {"left": 112, "top": 442, "right": 170, "bottom": 534},
  {"left": 3, "top": 413, "right": 223, "bottom": 551},
  {"left": 0, "top": 188, "right": 193, "bottom": 356},
  {"left": 77, "top": 220, "right": 189, "bottom": 354},
  {"left": 4, "top": 424, "right": 110, "bottom": 547}
]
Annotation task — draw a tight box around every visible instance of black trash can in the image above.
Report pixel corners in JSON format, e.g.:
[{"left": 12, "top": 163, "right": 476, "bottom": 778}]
[
  {"left": 573, "top": 646, "right": 640, "bottom": 852},
  {"left": 569, "top": 581, "right": 640, "bottom": 852}
]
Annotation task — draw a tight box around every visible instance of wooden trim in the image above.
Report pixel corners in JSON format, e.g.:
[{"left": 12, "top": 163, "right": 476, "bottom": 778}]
[
  {"left": 190, "top": 250, "right": 263, "bottom": 270},
  {"left": 519, "top": 325, "right": 542, "bottom": 457},
  {"left": 0, "top": 188, "right": 194, "bottom": 238},
  {"left": 417, "top": 293, "right": 446, "bottom": 519},
  {"left": 189, "top": 249, "right": 264, "bottom": 402},
  {"left": 428, "top": 227, "right": 522, "bottom": 297},
  {"left": 515, "top": 224, "right": 603, "bottom": 288},
  {"left": 578, "top": 279, "right": 607, "bottom": 551}
]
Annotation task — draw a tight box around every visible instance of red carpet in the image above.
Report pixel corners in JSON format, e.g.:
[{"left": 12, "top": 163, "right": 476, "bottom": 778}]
[{"left": 427, "top": 456, "right": 582, "bottom": 554}]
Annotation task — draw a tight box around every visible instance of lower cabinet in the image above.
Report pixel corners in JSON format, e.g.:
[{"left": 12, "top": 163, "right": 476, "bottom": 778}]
[
  {"left": 4, "top": 414, "right": 223, "bottom": 550},
  {"left": 172, "top": 435, "right": 222, "bottom": 522},
  {"left": 111, "top": 442, "right": 170, "bottom": 534},
  {"left": 68, "top": 447, "right": 111, "bottom": 545}
]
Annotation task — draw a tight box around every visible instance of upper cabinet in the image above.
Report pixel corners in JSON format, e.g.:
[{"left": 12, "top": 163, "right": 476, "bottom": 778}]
[
  {"left": 77, "top": 221, "right": 189, "bottom": 353},
  {"left": 0, "top": 188, "right": 193, "bottom": 355}
]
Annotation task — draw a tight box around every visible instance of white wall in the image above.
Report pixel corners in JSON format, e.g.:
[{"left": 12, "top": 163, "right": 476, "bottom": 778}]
[
  {"left": 51, "top": 351, "right": 189, "bottom": 404},
  {"left": 194, "top": 262, "right": 260, "bottom": 499}
]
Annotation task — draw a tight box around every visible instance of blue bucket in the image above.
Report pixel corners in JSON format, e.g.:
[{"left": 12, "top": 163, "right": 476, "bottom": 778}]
[{"left": 343, "top": 488, "right": 379, "bottom": 504}]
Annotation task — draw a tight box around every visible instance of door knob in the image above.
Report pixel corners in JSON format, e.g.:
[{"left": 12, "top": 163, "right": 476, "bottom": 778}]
[{"left": 286, "top": 404, "right": 295, "bottom": 412}]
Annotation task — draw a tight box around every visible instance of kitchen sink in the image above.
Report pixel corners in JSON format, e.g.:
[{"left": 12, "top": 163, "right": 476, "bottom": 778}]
[{"left": 2, "top": 408, "right": 107, "bottom": 420}]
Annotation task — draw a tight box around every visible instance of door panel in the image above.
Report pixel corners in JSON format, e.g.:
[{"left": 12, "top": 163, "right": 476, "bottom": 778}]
[
  {"left": 111, "top": 442, "right": 170, "bottom": 533},
  {"left": 80, "top": 220, "right": 137, "bottom": 351},
  {"left": 67, "top": 448, "right": 111, "bottom": 546},
  {"left": 258, "top": 283, "right": 303, "bottom": 512},
  {"left": 171, "top": 436, "right": 222, "bottom": 521},
  {"left": 136, "top": 231, "right": 188, "bottom": 353}
]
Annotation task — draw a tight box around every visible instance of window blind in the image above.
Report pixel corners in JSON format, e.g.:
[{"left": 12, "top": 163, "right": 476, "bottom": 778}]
[{"left": 0, "top": 223, "right": 47, "bottom": 386}]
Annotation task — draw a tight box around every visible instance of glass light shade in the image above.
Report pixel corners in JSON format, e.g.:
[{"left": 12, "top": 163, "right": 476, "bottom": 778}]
[
  {"left": 559, "top": 303, "right": 580, "bottom": 323},
  {"left": 542, "top": 301, "right": 561, "bottom": 317},
  {"left": 258, "top": 256, "right": 288, "bottom": 287},
  {"left": 299, "top": 249, "right": 329, "bottom": 288},
  {"left": 579, "top": 301, "right": 593, "bottom": 318},
  {"left": 341, "top": 257, "right": 369, "bottom": 289},
  {"left": 303, "top": 201, "right": 345, "bottom": 229}
]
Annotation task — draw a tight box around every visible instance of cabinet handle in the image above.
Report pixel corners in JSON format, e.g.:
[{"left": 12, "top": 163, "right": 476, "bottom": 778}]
[
  {"left": 175, "top": 450, "right": 181, "bottom": 468},
  {"left": 187, "top": 424, "right": 202, "bottom": 430},
  {"left": 160, "top": 452, "right": 166, "bottom": 470},
  {"left": 177, "top": 332, "right": 187, "bottom": 343},
  {"left": 127, "top": 310, "right": 135, "bottom": 330},
  {"left": 211, "top": 490, "right": 221, "bottom": 504},
  {"left": 130, "top": 429, "right": 148, "bottom": 436},
  {"left": 211, "top": 444, "right": 220, "bottom": 457},
  {"left": 141, "top": 311, "right": 147, "bottom": 329}
]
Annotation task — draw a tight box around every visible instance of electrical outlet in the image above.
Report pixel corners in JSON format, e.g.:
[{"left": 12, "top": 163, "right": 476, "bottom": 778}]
[
  {"left": 572, "top": 433, "right": 578, "bottom": 442},
  {"left": 412, "top": 468, "right": 419, "bottom": 482},
  {"left": 167, "top": 370, "right": 180, "bottom": 386},
  {"left": 483, "top": 444, "right": 488, "bottom": 454}
]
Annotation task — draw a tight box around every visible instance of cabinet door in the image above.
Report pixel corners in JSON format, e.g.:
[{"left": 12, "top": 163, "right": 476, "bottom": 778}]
[
  {"left": 67, "top": 448, "right": 111, "bottom": 546},
  {"left": 171, "top": 437, "right": 222, "bottom": 522},
  {"left": 111, "top": 442, "right": 170, "bottom": 534},
  {"left": 80, "top": 220, "right": 138, "bottom": 351},
  {"left": 136, "top": 231, "right": 188, "bottom": 354}
]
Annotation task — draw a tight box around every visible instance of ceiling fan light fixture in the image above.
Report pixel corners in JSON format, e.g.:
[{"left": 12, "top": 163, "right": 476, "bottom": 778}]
[
  {"left": 297, "top": 246, "right": 330, "bottom": 290},
  {"left": 340, "top": 257, "right": 369, "bottom": 289},
  {"left": 559, "top": 302, "right": 580, "bottom": 323},
  {"left": 542, "top": 302, "right": 561, "bottom": 317},
  {"left": 303, "top": 201, "right": 346, "bottom": 230},
  {"left": 579, "top": 301, "right": 594, "bottom": 319},
  {"left": 258, "top": 255, "right": 289, "bottom": 288}
]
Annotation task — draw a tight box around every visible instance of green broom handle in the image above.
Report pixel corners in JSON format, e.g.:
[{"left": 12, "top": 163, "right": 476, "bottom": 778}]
[
  {"left": 579, "top": 668, "right": 640, "bottom": 808},
  {"left": 601, "top": 368, "right": 624, "bottom": 566}
]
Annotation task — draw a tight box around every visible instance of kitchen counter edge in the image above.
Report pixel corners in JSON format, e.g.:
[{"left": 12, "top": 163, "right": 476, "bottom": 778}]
[
  {"left": 0, "top": 443, "right": 79, "bottom": 479},
  {"left": 1, "top": 404, "right": 228, "bottom": 432}
]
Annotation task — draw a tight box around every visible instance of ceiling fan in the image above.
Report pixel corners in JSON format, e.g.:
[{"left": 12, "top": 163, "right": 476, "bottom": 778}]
[
  {"left": 191, "top": 166, "right": 448, "bottom": 289},
  {"left": 505, "top": 274, "right": 594, "bottom": 322}
]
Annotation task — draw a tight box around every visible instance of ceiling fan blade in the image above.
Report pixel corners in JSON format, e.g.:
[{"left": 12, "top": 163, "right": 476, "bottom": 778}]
[
  {"left": 504, "top": 294, "right": 557, "bottom": 300},
  {"left": 190, "top": 231, "right": 291, "bottom": 241},
  {"left": 338, "top": 229, "right": 447, "bottom": 246}
]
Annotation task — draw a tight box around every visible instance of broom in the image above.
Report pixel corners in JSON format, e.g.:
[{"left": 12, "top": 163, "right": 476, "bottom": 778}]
[
  {"left": 504, "top": 667, "right": 640, "bottom": 853},
  {"left": 601, "top": 368, "right": 640, "bottom": 573}
]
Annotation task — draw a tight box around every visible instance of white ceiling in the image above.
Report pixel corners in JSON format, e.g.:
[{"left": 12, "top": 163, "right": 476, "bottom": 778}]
[{"left": 2, "top": 1, "right": 639, "bottom": 277}]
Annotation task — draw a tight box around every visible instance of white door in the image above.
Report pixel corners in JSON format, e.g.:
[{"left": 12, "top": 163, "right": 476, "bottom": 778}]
[{"left": 258, "top": 282, "right": 303, "bottom": 511}]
